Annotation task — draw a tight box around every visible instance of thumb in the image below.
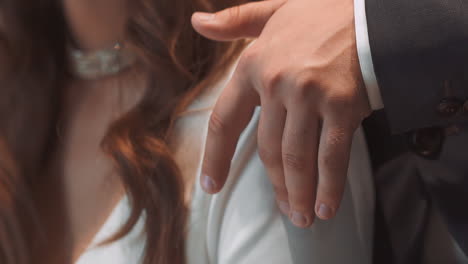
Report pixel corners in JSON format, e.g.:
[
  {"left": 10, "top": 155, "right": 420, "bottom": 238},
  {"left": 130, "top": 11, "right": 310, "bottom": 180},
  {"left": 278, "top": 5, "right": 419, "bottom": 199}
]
[{"left": 191, "top": 0, "right": 286, "bottom": 41}]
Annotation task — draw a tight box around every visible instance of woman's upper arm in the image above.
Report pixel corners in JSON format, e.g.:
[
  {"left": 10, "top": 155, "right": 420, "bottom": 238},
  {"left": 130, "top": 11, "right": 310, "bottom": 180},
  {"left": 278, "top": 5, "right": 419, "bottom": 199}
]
[
  {"left": 214, "top": 125, "right": 373, "bottom": 264},
  {"left": 217, "top": 163, "right": 371, "bottom": 264},
  {"left": 281, "top": 184, "right": 372, "bottom": 264},
  {"left": 215, "top": 151, "right": 294, "bottom": 264}
]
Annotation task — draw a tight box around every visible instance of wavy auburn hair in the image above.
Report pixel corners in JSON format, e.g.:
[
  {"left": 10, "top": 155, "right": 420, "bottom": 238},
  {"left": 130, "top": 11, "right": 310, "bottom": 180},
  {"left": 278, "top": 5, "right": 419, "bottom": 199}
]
[{"left": 0, "top": 0, "right": 250, "bottom": 263}]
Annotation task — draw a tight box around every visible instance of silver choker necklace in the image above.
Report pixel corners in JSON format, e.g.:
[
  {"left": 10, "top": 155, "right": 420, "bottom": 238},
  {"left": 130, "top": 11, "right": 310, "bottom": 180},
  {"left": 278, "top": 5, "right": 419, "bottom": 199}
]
[{"left": 70, "top": 42, "right": 136, "bottom": 80}]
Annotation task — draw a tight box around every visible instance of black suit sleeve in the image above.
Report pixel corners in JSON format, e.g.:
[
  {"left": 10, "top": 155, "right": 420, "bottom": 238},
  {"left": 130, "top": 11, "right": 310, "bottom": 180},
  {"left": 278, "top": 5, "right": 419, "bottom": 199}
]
[
  {"left": 365, "top": 0, "right": 468, "bottom": 258},
  {"left": 366, "top": 0, "right": 468, "bottom": 133}
]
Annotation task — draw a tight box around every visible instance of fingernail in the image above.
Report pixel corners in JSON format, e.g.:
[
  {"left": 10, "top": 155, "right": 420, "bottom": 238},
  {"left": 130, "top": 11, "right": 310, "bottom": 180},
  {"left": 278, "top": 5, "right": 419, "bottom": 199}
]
[
  {"left": 317, "top": 203, "right": 333, "bottom": 219},
  {"left": 202, "top": 175, "right": 217, "bottom": 193},
  {"left": 195, "top": 12, "right": 216, "bottom": 21},
  {"left": 290, "top": 211, "right": 309, "bottom": 227},
  {"left": 278, "top": 201, "right": 290, "bottom": 215}
]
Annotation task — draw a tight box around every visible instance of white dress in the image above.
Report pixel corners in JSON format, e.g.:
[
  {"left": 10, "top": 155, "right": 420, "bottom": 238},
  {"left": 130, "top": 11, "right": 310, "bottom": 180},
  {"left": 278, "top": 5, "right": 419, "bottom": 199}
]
[{"left": 75, "top": 63, "right": 375, "bottom": 264}]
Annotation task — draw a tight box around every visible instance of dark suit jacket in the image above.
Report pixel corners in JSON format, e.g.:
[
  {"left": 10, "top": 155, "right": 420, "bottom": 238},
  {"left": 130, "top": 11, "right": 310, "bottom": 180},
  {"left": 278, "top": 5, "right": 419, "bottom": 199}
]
[{"left": 363, "top": 0, "right": 468, "bottom": 263}]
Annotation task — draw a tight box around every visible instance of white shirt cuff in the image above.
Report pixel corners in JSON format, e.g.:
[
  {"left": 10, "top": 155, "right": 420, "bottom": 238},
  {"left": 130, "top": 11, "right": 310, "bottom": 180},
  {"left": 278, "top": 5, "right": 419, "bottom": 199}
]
[{"left": 354, "top": 0, "right": 384, "bottom": 110}]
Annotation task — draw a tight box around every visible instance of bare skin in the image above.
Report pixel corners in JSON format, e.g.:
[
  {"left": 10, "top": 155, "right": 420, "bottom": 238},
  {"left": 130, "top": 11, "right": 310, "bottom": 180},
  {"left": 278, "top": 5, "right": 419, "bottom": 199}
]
[
  {"left": 38, "top": 1, "right": 138, "bottom": 261},
  {"left": 42, "top": 1, "right": 204, "bottom": 260},
  {"left": 63, "top": 0, "right": 128, "bottom": 50},
  {"left": 192, "top": 0, "right": 371, "bottom": 228},
  {"left": 58, "top": 75, "right": 143, "bottom": 260},
  {"left": 32, "top": 71, "right": 146, "bottom": 264},
  {"left": 40, "top": 0, "right": 369, "bottom": 261}
]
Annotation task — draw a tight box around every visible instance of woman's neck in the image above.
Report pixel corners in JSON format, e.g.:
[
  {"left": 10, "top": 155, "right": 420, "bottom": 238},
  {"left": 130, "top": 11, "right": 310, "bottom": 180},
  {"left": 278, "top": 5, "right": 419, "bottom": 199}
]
[{"left": 63, "top": 0, "right": 129, "bottom": 51}]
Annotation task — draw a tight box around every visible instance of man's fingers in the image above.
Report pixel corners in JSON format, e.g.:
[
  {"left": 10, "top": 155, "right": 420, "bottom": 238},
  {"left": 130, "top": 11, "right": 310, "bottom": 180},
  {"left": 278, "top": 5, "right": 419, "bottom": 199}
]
[
  {"left": 315, "top": 119, "right": 353, "bottom": 220},
  {"left": 201, "top": 73, "right": 259, "bottom": 194},
  {"left": 283, "top": 107, "right": 319, "bottom": 228},
  {"left": 191, "top": 0, "right": 286, "bottom": 41},
  {"left": 257, "top": 100, "right": 288, "bottom": 215}
]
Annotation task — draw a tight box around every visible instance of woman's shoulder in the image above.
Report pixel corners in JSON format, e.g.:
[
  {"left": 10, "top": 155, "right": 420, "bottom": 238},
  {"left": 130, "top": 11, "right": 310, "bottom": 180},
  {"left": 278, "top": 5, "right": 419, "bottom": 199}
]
[
  {"left": 186, "top": 108, "right": 295, "bottom": 264},
  {"left": 208, "top": 110, "right": 293, "bottom": 264},
  {"left": 75, "top": 197, "right": 146, "bottom": 264},
  {"left": 188, "top": 112, "right": 375, "bottom": 264},
  {"left": 177, "top": 58, "right": 374, "bottom": 264}
]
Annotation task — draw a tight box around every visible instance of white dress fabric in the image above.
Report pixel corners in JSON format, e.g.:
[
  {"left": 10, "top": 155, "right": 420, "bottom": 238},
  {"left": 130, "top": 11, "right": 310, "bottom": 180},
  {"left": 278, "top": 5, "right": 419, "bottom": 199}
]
[{"left": 76, "top": 62, "right": 375, "bottom": 264}]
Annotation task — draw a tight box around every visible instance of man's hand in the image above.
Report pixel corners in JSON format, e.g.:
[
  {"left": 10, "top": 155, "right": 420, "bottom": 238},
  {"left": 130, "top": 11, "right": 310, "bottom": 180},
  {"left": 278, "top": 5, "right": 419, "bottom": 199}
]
[{"left": 192, "top": 0, "right": 371, "bottom": 228}]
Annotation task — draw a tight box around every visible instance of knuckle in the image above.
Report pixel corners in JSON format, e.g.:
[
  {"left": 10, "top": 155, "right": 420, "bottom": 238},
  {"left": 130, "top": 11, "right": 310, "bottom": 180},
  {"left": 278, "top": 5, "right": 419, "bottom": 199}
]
[
  {"left": 290, "top": 71, "right": 319, "bottom": 102},
  {"left": 323, "top": 93, "right": 366, "bottom": 129},
  {"left": 318, "top": 152, "right": 339, "bottom": 174},
  {"left": 260, "top": 69, "right": 285, "bottom": 98},
  {"left": 318, "top": 184, "right": 345, "bottom": 205},
  {"left": 267, "top": 170, "right": 285, "bottom": 186},
  {"left": 323, "top": 86, "right": 359, "bottom": 111},
  {"left": 201, "top": 159, "right": 216, "bottom": 176},
  {"left": 282, "top": 152, "right": 307, "bottom": 171},
  {"left": 324, "top": 93, "right": 352, "bottom": 110},
  {"left": 258, "top": 146, "right": 281, "bottom": 167},
  {"left": 289, "top": 192, "right": 315, "bottom": 211},
  {"left": 208, "top": 112, "right": 229, "bottom": 137},
  {"left": 273, "top": 185, "right": 289, "bottom": 199},
  {"left": 238, "top": 46, "right": 259, "bottom": 70},
  {"left": 318, "top": 153, "right": 333, "bottom": 172},
  {"left": 325, "top": 127, "right": 348, "bottom": 147},
  {"left": 224, "top": 5, "right": 242, "bottom": 24},
  {"left": 294, "top": 71, "right": 320, "bottom": 90},
  {"left": 201, "top": 156, "right": 221, "bottom": 177}
]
